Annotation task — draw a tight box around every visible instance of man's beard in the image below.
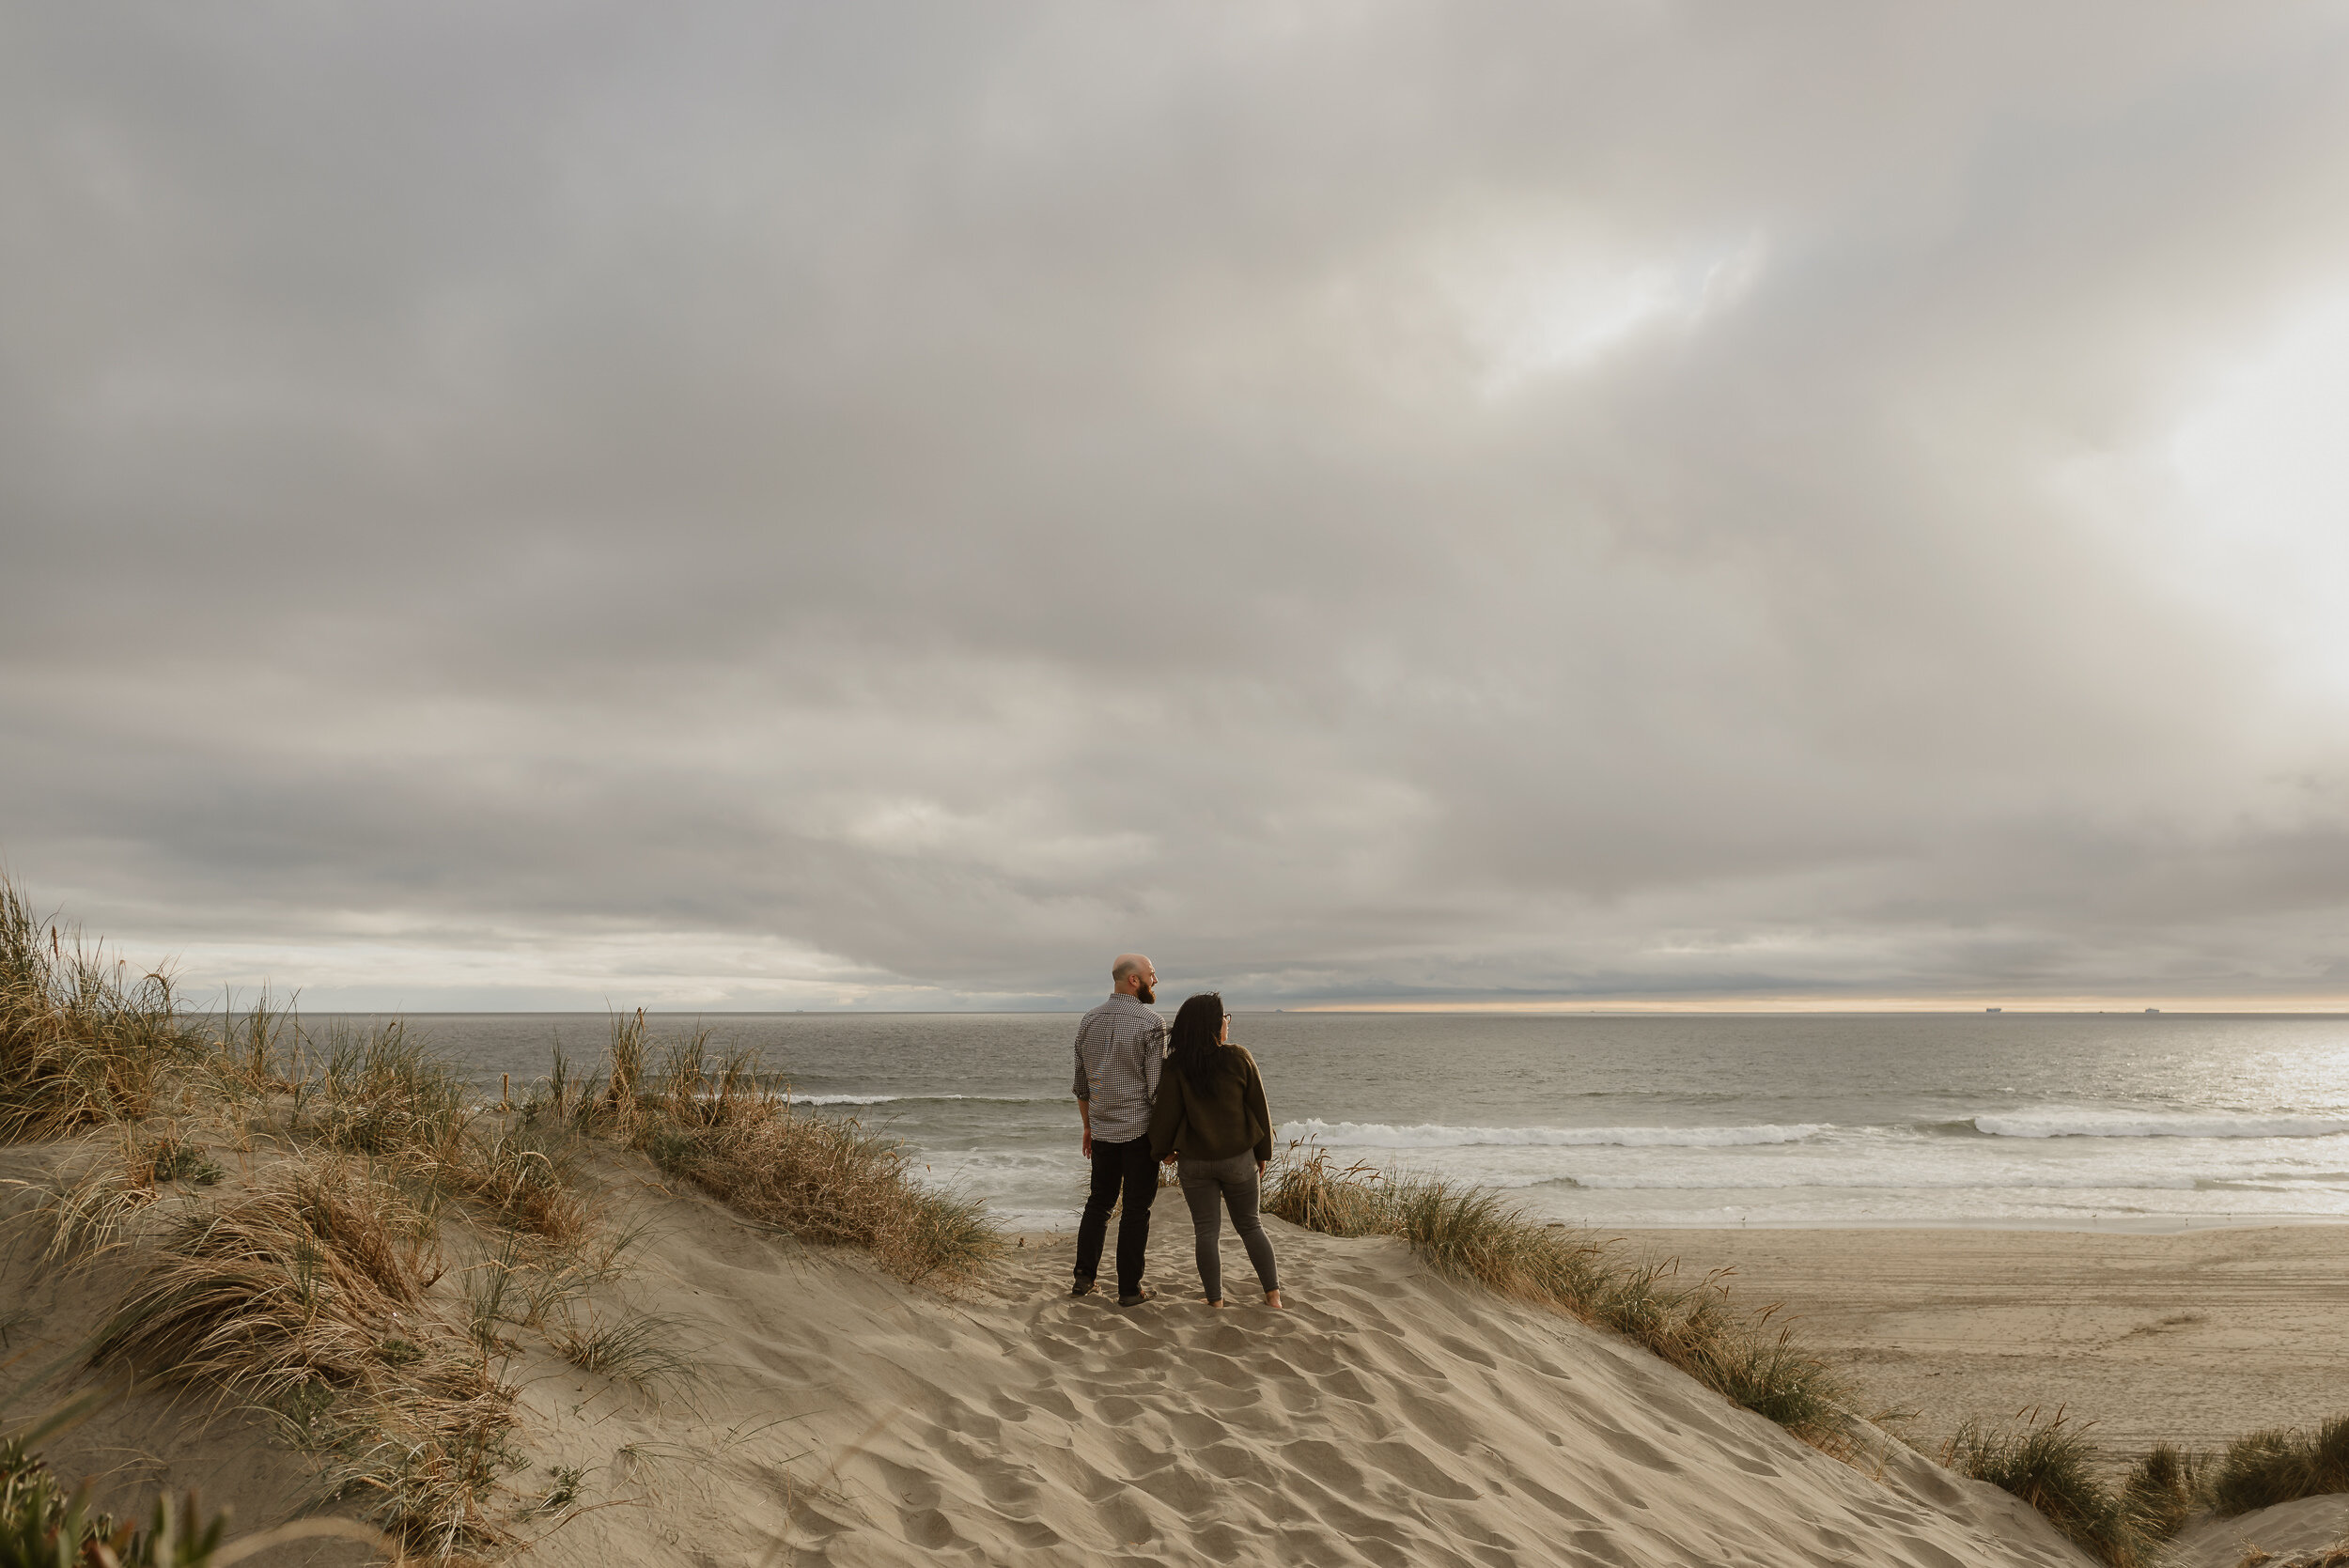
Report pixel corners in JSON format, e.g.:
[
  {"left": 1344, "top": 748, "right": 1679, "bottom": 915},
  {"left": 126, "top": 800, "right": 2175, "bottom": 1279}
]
[{"left": 1136, "top": 983, "right": 1155, "bottom": 1004}]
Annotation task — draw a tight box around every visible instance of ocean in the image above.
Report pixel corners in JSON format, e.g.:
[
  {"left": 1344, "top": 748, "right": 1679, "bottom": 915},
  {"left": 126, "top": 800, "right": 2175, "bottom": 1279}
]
[{"left": 328, "top": 1010, "right": 2349, "bottom": 1233}]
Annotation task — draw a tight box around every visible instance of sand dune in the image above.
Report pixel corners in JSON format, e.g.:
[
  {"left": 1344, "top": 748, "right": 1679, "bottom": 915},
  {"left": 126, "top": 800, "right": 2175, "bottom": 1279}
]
[
  {"left": 515, "top": 1184, "right": 2099, "bottom": 1566},
  {"left": 9, "top": 1152, "right": 2115, "bottom": 1566},
  {"left": 2171, "top": 1495, "right": 2349, "bottom": 1568}
]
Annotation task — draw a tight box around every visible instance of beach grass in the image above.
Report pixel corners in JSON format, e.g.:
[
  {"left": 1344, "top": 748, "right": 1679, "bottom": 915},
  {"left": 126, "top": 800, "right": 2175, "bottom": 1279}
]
[
  {"left": 1264, "top": 1145, "right": 1852, "bottom": 1449},
  {"left": 0, "top": 881, "right": 207, "bottom": 1144},
  {"left": 2207, "top": 1417, "right": 2349, "bottom": 1517},
  {"left": 1989, "top": 1413, "right": 2349, "bottom": 1563},
  {"left": 0, "top": 873, "right": 999, "bottom": 1560},
  {"left": 1930, "top": 1407, "right": 2349, "bottom": 1565},
  {"left": 2121, "top": 1440, "right": 2206, "bottom": 1541},
  {"left": 1941, "top": 1408, "right": 2147, "bottom": 1566},
  {"left": 552, "top": 1308, "right": 704, "bottom": 1399},
  {"left": 86, "top": 1151, "right": 522, "bottom": 1557},
  {"left": 593, "top": 1033, "right": 1002, "bottom": 1287}
]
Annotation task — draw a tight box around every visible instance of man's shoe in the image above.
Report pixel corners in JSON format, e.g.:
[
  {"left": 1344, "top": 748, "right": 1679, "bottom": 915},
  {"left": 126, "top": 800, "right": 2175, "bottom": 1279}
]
[
  {"left": 1116, "top": 1287, "right": 1154, "bottom": 1308},
  {"left": 1070, "top": 1277, "right": 1096, "bottom": 1297}
]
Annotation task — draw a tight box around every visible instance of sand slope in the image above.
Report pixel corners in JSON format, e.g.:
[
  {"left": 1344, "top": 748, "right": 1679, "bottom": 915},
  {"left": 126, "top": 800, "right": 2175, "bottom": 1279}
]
[
  {"left": 2170, "top": 1495, "right": 2349, "bottom": 1568},
  {"left": 0, "top": 1144, "right": 378, "bottom": 1567},
  {"left": 521, "top": 1177, "right": 2094, "bottom": 1568},
  {"left": 7, "top": 1148, "right": 2106, "bottom": 1567}
]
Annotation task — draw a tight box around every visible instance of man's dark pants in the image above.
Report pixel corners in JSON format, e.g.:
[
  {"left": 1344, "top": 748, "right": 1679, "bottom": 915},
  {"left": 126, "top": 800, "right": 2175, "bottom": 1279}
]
[{"left": 1074, "top": 1134, "right": 1159, "bottom": 1296}]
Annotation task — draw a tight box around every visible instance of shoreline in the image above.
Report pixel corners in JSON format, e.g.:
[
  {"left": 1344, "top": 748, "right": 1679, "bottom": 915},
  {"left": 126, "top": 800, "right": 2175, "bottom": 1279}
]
[{"left": 1577, "top": 1214, "right": 2349, "bottom": 1234}]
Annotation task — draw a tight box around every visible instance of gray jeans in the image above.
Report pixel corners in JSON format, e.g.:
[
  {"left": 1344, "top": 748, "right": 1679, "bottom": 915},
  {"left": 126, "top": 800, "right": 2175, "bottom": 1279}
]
[{"left": 1177, "top": 1153, "right": 1280, "bottom": 1302}]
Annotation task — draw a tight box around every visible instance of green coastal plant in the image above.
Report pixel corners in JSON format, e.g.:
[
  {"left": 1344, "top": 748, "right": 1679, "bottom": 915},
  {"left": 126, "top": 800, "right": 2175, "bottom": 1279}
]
[
  {"left": 0, "top": 1438, "right": 229, "bottom": 1568},
  {"left": 2209, "top": 1417, "right": 2349, "bottom": 1516},
  {"left": 552, "top": 1309, "right": 703, "bottom": 1400},
  {"left": 1941, "top": 1408, "right": 2144, "bottom": 1566},
  {"left": 2121, "top": 1441, "right": 2206, "bottom": 1541},
  {"left": 1, "top": 1373, "right": 394, "bottom": 1568},
  {"left": 533, "top": 1464, "right": 585, "bottom": 1515}
]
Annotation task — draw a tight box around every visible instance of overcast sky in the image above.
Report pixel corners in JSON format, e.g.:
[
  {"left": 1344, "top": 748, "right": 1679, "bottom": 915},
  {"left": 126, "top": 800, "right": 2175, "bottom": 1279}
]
[{"left": 7, "top": 4, "right": 2349, "bottom": 1010}]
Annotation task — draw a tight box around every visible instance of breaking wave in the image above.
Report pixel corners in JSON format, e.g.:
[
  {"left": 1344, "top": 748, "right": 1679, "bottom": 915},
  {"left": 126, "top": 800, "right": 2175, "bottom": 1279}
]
[
  {"left": 1974, "top": 1110, "right": 2349, "bottom": 1141},
  {"left": 1278, "top": 1119, "right": 1828, "bottom": 1150}
]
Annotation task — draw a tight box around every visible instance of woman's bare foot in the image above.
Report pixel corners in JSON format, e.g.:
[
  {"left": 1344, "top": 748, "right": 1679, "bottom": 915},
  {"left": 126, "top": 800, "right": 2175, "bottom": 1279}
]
[
  {"left": 1265, "top": 1289, "right": 1283, "bottom": 1309},
  {"left": 1204, "top": 1297, "right": 1224, "bottom": 1308}
]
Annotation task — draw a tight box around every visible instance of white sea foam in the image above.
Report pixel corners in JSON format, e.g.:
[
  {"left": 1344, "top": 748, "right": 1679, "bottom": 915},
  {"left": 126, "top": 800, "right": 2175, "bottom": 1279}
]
[
  {"left": 1974, "top": 1110, "right": 2349, "bottom": 1140},
  {"left": 1279, "top": 1118, "right": 1828, "bottom": 1150},
  {"left": 1564, "top": 1169, "right": 2204, "bottom": 1191}
]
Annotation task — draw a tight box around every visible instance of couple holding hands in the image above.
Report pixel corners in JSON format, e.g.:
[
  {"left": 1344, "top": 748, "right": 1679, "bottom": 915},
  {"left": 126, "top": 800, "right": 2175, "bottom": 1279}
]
[{"left": 1069, "top": 954, "right": 1283, "bottom": 1311}]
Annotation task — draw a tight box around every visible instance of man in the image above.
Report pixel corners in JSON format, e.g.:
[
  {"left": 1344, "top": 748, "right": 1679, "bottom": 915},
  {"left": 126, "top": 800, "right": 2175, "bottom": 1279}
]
[{"left": 1070, "top": 952, "right": 1167, "bottom": 1307}]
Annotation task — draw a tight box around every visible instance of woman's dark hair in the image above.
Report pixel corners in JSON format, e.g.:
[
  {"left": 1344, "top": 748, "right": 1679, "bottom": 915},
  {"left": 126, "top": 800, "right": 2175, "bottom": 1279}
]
[{"left": 1168, "top": 992, "right": 1228, "bottom": 1088}]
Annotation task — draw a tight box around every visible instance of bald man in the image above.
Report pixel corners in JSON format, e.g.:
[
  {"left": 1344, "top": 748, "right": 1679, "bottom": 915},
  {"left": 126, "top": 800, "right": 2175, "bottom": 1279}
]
[{"left": 1070, "top": 953, "right": 1168, "bottom": 1306}]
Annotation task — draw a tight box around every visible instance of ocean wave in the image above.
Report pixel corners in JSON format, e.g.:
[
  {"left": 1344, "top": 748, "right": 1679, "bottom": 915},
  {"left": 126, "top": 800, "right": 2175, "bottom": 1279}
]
[
  {"left": 1974, "top": 1110, "right": 2349, "bottom": 1141},
  {"left": 1278, "top": 1119, "right": 1828, "bottom": 1150},
  {"left": 1564, "top": 1171, "right": 2204, "bottom": 1191}
]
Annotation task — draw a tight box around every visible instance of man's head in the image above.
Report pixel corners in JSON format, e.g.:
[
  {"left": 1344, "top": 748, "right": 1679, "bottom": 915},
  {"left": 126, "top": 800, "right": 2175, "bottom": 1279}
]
[{"left": 1112, "top": 953, "right": 1158, "bottom": 1004}]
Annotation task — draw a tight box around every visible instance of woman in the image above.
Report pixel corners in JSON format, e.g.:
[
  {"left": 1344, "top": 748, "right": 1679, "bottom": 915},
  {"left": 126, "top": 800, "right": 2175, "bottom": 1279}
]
[{"left": 1147, "top": 992, "right": 1283, "bottom": 1309}]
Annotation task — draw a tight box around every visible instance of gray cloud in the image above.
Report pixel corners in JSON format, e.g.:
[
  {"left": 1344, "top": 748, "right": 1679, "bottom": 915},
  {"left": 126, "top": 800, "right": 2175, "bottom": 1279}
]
[{"left": 8, "top": 4, "right": 2349, "bottom": 1007}]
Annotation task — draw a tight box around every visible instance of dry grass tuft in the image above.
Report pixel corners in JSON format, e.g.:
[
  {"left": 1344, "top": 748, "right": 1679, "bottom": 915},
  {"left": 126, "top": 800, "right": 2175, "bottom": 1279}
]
[
  {"left": 308, "top": 1020, "right": 470, "bottom": 1164},
  {"left": 552, "top": 1308, "right": 704, "bottom": 1400},
  {"left": 1941, "top": 1408, "right": 2157, "bottom": 1567},
  {"left": 545, "top": 1039, "right": 1002, "bottom": 1288},
  {"left": 11, "top": 1140, "right": 164, "bottom": 1271},
  {"left": 138, "top": 1126, "right": 226, "bottom": 1189},
  {"left": 449, "top": 1117, "right": 590, "bottom": 1245},
  {"left": 269, "top": 1017, "right": 592, "bottom": 1245},
  {"left": 2209, "top": 1417, "right": 2349, "bottom": 1517},
  {"left": 88, "top": 1154, "right": 446, "bottom": 1399},
  {"left": 2122, "top": 1441, "right": 2207, "bottom": 1541},
  {"left": 0, "top": 878, "right": 206, "bottom": 1143},
  {"left": 1265, "top": 1146, "right": 1852, "bottom": 1448},
  {"left": 87, "top": 1152, "right": 520, "bottom": 1558}
]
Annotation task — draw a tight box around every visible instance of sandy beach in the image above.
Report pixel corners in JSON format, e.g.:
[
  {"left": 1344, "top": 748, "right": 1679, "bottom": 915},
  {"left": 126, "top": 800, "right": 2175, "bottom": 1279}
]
[{"left": 1619, "top": 1225, "right": 2349, "bottom": 1458}]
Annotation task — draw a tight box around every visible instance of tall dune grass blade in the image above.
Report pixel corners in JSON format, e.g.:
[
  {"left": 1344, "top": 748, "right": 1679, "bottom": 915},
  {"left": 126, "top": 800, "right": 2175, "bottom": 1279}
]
[{"left": 0, "top": 881, "right": 206, "bottom": 1142}]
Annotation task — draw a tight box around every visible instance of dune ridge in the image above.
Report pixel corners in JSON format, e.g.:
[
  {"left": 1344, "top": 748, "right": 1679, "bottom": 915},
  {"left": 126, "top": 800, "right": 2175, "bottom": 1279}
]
[
  {"left": 9, "top": 1137, "right": 2110, "bottom": 1566},
  {"left": 477, "top": 1183, "right": 2109, "bottom": 1566}
]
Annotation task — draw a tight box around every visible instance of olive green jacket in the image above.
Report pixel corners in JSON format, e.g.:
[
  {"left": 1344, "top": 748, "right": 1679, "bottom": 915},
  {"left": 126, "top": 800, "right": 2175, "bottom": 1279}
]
[{"left": 1147, "top": 1046, "right": 1273, "bottom": 1164}]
